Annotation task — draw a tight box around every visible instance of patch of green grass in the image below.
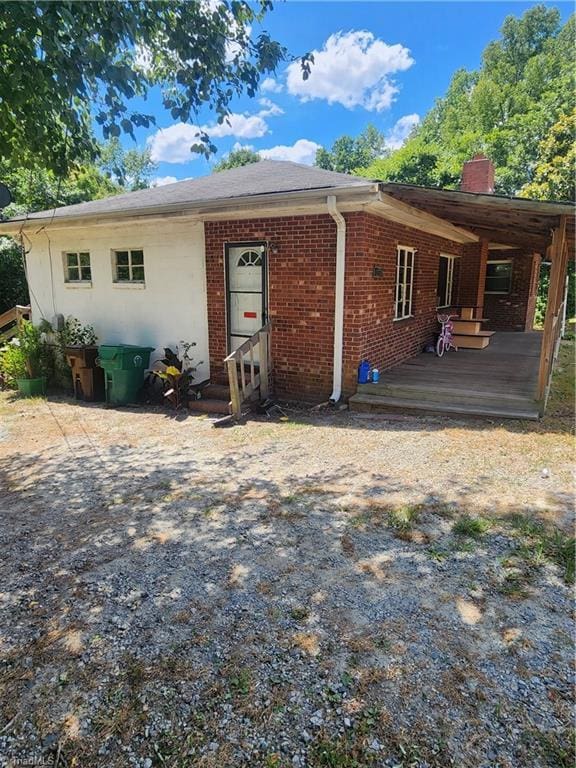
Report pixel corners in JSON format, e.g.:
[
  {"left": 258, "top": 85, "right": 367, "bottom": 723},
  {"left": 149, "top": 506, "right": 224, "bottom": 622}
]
[
  {"left": 452, "top": 515, "right": 491, "bottom": 539},
  {"left": 523, "top": 727, "right": 576, "bottom": 768},
  {"left": 427, "top": 547, "right": 449, "bottom": 562},
  {"left": 497, "top": 571, "right": 532, "bottom": 599},
  {"left": 290, "top": 606, "right": 309, "bottom": 622},
  {"left": 387, "top": 505, "right": 421, "bottom": 535},
  {"left": 507, "top": 513, "right": 575, "bottom": 584},
  {"left": 227, "top": 667, "right": 252, "bottom": 696},
  {"left": 309, "top": 736, "right": 370, "bottom": 767}
]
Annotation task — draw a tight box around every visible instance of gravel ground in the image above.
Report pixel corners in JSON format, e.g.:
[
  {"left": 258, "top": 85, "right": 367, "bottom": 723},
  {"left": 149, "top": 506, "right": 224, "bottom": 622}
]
[{"left": 0, "top": 363, "right": 574, "bottom": 768}]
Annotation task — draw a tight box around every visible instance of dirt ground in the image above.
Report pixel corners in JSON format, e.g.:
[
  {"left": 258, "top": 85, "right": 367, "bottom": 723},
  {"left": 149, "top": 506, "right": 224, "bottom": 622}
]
[{"left": 0, "top": 343, "right": 574, "bottom": 768}]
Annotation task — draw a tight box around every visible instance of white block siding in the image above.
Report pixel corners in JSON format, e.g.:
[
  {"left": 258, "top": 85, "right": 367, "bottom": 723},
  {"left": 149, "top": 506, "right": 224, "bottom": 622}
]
[{"left": 24, "top": 218, "right": 210, "bottom": 381}]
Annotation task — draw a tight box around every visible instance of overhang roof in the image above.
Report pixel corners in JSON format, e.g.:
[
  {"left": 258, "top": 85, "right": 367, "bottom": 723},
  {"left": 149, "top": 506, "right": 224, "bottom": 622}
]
[
  {"left": 1, "top": 160, "right": 372, "bottom": 226},
  {"left": 379, "top": 183, "right": 575, "bottom": 255}
]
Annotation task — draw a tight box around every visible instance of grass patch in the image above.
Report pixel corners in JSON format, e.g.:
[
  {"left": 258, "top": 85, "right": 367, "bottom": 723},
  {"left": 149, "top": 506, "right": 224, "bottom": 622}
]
[
  {"left": 508, "top": 513, "right": 575, "bottom": 584},
  {"left": 452, "top": 515, "right": 491, "bottom": 539},
  {"left": 387, "top": 505, "right": 421, "bottom": 538},
  {"left": 290, "top": 605, "right": 309, "bottom": 622},
  {"left": 227, "top": 667, "right": 252, "bottom": 696}
]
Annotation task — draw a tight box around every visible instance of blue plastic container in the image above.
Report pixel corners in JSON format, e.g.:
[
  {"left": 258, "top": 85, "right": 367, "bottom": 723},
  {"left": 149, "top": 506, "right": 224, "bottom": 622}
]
[
  {"left": 358, "top": 360, "right": 371, "bottom": 384},
  {"left": 372, "top": 367, "right": 380, "bottom": 384}
]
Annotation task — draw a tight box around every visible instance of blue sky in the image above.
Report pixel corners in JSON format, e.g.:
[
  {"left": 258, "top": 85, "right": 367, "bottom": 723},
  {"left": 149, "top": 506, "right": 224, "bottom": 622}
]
[{"left": 130, "top": 1, "right": 572, "bottom": 185}]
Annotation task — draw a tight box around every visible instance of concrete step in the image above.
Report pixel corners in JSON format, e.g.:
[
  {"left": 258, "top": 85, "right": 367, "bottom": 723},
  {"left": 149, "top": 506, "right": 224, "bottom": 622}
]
[
  {"left": 348, "top": 393, "right": 539, "bottom": 421},
  {"left": 201, "top": 383, "right": 231, "bottom": 400},
  {"left": 188, "top": 398, "right": 231, "bottom": 415},
  {"left": 357, "top": 381, "right": 535, "bottom": 407}
]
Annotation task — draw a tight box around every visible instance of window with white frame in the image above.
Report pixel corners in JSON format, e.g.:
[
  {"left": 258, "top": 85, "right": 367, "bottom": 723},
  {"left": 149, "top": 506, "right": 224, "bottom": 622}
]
[
  {"left": 113, "top": 249, "right": 145, "bottom": 283},
  {"left": 394, "top": 246, "right": 415, "bottom": 320},
  {"left": 437, "top": 254, "right": 456, "bottom": 308},
  {"left": 64, "top": 251, "right": 91, "bottom": 282},
  {"left": 485, "top": 260, "right": 512, "bottom": 294}
]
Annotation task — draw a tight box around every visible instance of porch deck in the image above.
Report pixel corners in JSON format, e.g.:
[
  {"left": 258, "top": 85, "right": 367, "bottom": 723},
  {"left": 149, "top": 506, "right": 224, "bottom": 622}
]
[{"left": 349, "top": 332, "right": 542, "bottom": 420}]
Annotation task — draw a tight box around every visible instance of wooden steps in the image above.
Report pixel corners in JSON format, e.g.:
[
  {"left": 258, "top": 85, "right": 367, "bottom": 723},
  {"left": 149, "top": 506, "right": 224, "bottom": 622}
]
[
  {"left": 349, "top": 393, "right": 539, "bottom": 421},
  {"left": 453, "top": 331, "right": 494, "bottom": 349},
  {"left": 447, "top": 308, "right": 495, "bottom": 350},
  {"left": 188, "top": 397, "right": 231, "bottom": 415},
  {"left": 187, "top": 382, "right": 232, "bottom": 415}
]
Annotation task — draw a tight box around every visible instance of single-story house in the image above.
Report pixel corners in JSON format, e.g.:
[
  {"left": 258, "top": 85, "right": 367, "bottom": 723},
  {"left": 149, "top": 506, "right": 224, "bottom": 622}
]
[{"left": 1, "top": 156, "right": 572, "bottom": 419}]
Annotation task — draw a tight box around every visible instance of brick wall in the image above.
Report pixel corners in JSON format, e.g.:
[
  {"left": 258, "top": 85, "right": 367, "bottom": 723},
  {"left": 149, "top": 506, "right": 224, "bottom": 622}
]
[
  {"left": 341, "top": 213, "right": 463, "bottom": 394},
  {"left": 205, "top": 213, "right": 464, "bottom": 401},
  {"left": 205, "top": 216, "right": 337, "bottom": 400},
  {"left": 483, "top": 251, "right": 541, "bottom": 331}
]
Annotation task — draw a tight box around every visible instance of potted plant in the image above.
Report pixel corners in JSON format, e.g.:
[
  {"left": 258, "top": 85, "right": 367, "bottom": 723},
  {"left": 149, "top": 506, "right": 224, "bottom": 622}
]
[
  {"left": 0, "top": 319, "right": 46, "bottom": 396},
  {"left": 62, "top": 317, "right": 104, "bottom": 401}
]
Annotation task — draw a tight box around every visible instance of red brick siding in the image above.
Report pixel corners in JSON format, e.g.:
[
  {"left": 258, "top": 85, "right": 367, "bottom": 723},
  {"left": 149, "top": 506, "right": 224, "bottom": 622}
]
[
  {"left": 205, "top": 213, "right": 464, "bottom": 401},
  {"left": 460, "top": 156, "right": 495, "bottom": 193},
  {"left": 205, "top": 216, "right": 337, "bottom": 400},
  {"left": 483, "top": 251, "right": 541, "bottom": 331},
  {"left": 456, "top": 241, "right": 489, "bottom": 309},
  {"left": 341, "top": 213, "right": 462, "bottom": 394}
]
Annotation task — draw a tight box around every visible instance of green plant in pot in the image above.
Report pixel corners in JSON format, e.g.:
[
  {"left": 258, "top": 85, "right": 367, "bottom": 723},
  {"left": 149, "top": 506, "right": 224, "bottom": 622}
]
[{"left": 0, "top": 320, "right": 46, "bottom": 396}]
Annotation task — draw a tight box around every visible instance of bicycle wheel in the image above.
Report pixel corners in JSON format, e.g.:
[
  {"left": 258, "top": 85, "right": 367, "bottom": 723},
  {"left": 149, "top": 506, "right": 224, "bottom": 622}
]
[{"left": 436, "top": 335, "right": 445, "bottom": 357}]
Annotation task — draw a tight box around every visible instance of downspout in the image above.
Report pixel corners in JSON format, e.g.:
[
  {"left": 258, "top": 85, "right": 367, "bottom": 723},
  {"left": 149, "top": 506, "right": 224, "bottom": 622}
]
[{"left": 327, "top": 195, "right": 346, "bottom": 403}]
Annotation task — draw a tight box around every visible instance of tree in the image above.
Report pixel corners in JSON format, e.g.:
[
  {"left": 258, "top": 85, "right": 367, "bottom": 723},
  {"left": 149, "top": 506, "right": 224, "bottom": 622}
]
[
  {"left": 0, "top": 158, "right": 122, "bottom": 313},
  {"left": 0, "top": 2, "right": 310, "bottom": 173},
  {"left": 315, "top": 125, "right": 387, "bottom": 174},
  {"left": 99, "top": 139, "right": 157, "bottom": 191},
  {"left": 359, "top": 7, "right": 574, "bottom": 193},
  {"left": 519, "top": 110, "right": 576, "bottom": 201},
  {"left": 213, "top": 148, "right": 262, "bottom": 172},
  {"left": 0, "top": 238, "right": 28, "bottom": 313}
]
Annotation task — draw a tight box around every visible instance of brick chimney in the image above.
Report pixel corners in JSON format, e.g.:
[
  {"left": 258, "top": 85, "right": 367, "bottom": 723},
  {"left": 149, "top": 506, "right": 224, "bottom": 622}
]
[{"left": 460, "top": 154, "right": 495, "bottom": 194}]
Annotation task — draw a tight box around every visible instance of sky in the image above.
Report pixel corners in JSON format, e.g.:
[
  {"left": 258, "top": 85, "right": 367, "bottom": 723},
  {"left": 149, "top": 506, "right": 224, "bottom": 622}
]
[{"left": 126, "top": 1, "right": 572, "bottom": 186}]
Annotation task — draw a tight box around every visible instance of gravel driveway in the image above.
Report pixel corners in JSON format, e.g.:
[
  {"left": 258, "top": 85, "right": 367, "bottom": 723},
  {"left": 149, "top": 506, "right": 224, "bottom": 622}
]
[{"left": 0, "top": 382, "right": 573, "bottom": 768}]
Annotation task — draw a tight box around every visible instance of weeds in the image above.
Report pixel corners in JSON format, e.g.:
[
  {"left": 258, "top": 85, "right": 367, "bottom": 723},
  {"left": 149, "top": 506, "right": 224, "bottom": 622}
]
[
  {"left": 452, "top": 515, "right": 491, "bottom": 539},
  {"left": 387, "top": 505, "right": 421, "bottom": 537}
]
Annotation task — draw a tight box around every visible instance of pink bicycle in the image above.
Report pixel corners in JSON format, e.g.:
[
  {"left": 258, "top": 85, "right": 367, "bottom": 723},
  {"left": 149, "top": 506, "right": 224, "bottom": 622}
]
[{"left": 436, "top": 313, "right": 458, "bottom": 357}]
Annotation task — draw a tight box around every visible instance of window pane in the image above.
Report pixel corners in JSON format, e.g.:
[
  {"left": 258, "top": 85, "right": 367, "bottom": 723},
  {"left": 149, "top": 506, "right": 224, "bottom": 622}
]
[
  {"left": 67, "top": 253, "right": 78, "bottom": 267},
  {"left": 79, "top": 252, "right": 90, "bottom": 266},
  {"left": 130, "top": 250, "right": 144, "bottom": 265},
  {"left": 116, "top": 251, "right": 129, "bottom": 266},
  {"left": 80, "top": 267, "right": 91, "bottom": 281},
  {"left": 67, "top": 266, "right": 80, "bottom": 281},
  {"left": 437, "top": 257, "right": 448, "bottom": 305},
  {"left": 132, "top": 266, "right": 145, "bottom": 281},
  {"left": 116, "top": 265, "right": 130, "bottom": 281},
  {"left": 485, "top": 263, "right": 511, "bottom": 292}
]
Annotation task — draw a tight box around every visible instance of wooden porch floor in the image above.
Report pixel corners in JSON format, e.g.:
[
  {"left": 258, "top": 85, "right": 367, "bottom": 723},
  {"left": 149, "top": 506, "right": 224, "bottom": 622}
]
[{"left": 349, "top": 332, "right": 542, "bottom": 420}]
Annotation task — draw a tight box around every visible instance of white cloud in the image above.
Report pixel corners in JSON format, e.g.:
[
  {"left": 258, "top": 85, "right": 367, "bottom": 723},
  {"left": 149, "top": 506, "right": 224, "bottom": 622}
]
[
  {"left": 260, "top": 139, "right": 321, "bottom": 165},
  {"left": 232, "top": 142, "right": 255, "bottom": 152},
  {"left": 286, "top": 31, "right": 413, "bottom": 112},
  {"left": 261, "top": 77, "right": 283, "bottom": 93},
  {"left": 148, "top": 124, "right": 203, "bottom": 163},
  {"left": 257, "top": 98, "right": 284, "bottom": 117},
  {"left": 208, "top": 113, "right": 269, "bottom": 139},
  {"left": 148, "top": 110, "right": 272, "bottom": 162},
  {"left": 152, "top": 175, "right": 179, "bottom": 187},
  {"left": 385, "top": 113, "right": 420, "bottom": 150}
]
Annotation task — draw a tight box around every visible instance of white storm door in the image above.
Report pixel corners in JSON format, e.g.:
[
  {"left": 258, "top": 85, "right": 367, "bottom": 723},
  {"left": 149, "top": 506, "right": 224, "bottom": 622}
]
[{"left": 226, "top": 243, "right": 267, "bottom": 357}]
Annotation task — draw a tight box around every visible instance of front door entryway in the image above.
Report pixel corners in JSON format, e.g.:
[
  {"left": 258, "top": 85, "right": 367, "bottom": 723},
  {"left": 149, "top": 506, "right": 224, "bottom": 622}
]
[{"left": 226, "top": 242, "right": 267, "bottom": 357}]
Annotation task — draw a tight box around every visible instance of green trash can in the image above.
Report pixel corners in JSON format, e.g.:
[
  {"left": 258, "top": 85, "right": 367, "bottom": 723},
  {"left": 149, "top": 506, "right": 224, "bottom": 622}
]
[{"left": 97, "top": 344, "right": 155, "bottom": 405}]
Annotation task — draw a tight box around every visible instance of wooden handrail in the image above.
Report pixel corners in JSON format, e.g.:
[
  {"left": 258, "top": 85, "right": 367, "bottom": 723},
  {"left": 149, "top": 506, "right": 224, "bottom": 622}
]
[
  {"left": 536, "top": 217, "right": 568, "bottom": 410},
  {"left": 0, "top": 304, "right": 31, "bottom": 341},
  {"left": 224, "top": 322, "right": 272, "bottom": 418}
]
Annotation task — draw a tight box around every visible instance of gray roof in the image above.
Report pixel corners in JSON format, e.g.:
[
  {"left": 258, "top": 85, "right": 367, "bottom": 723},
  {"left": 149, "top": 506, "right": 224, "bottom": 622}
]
[{"left": 8, "top": 160, "right": 373, "bottom": 223}]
